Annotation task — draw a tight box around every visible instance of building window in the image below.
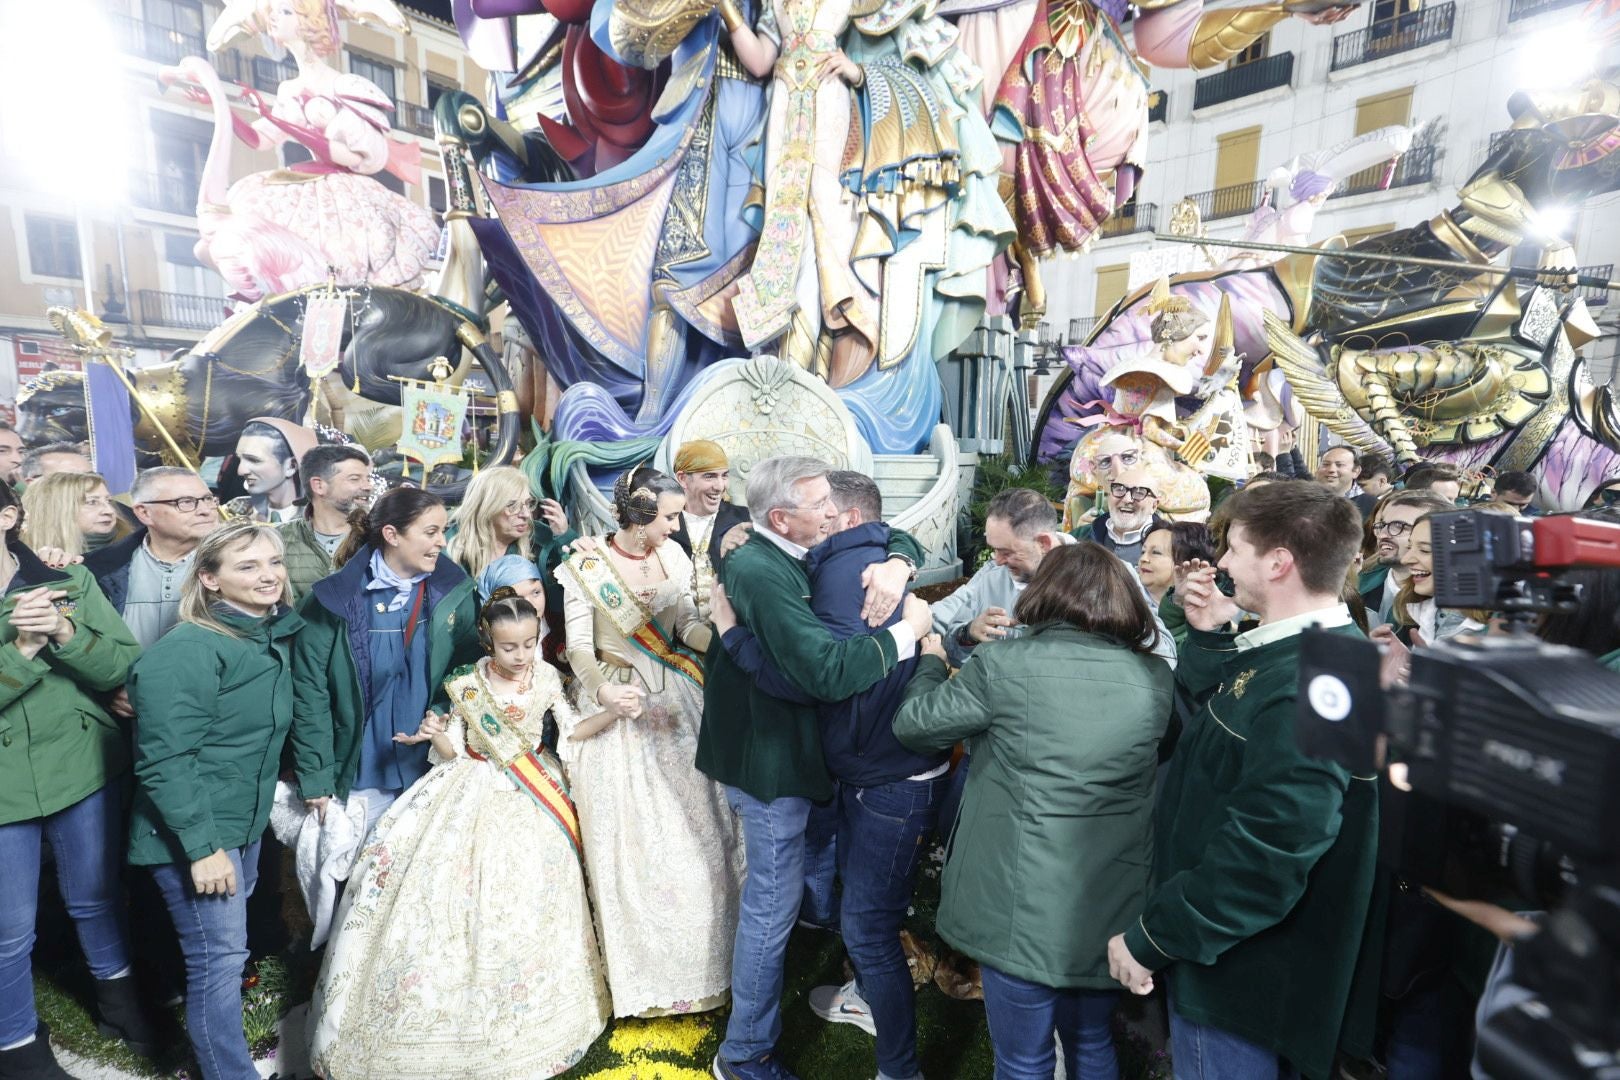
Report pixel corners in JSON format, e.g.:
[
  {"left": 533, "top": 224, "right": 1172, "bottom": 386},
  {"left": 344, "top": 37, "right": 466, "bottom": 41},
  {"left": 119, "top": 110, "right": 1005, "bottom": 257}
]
[
  {"left": 1228, "top": 34, "right": 1269, "bottom": 68},
  {"left": 426, "top": 76, "right": 456, "bottom": 110},
  {"left": 140, "top": 0, "right": 205, "bottom": 58},
  {"left": 152, "top": 110, "right": 212, "bottom": 213},
  {"left": 1093, "top": 264, "right": 1129, "bottom": 320},
  {"left": 1371, "top": 0, "right": 1421, "bottom": 22},
  {"left": 348, "top": 51, "right": 398, "bottom": 101},
  {"left": 26, "top": 215, "right": 81, "bottom": 280},
  {"left": 428, "top": 176, "right": 448, "bottom": 214},
  {"left": 163, "top": 232, "right": 227, "bottom": 297}
]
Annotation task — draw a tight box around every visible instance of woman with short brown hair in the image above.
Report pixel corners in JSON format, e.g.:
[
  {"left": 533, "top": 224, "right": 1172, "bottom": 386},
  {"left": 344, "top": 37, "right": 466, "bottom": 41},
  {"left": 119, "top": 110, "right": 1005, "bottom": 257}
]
[{"left": 894, "top": 541, "right": 1174, "bottom": 1079}]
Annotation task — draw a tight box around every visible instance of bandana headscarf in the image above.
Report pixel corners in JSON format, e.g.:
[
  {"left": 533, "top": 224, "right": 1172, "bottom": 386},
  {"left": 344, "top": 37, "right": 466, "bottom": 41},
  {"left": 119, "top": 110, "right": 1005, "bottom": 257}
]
[
  {"left": 673, "top": 439, "right": 728, "bottom": 474},
  {"left": 476, "top": 554, "right": 542, "bottom": 602}
]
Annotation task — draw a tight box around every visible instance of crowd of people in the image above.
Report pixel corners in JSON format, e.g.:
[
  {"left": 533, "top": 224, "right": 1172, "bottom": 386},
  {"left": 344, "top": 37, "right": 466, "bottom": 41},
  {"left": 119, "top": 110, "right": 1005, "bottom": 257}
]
[{"left": 0, "top": 415, "right": 1615, "bottom": 1080}]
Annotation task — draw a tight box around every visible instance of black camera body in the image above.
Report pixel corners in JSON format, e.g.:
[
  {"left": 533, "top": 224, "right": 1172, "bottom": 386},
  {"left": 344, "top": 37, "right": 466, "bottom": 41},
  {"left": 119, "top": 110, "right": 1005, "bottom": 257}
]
[{"left": 1294, "top": 510, "right": 1620, "bottom": 1078}]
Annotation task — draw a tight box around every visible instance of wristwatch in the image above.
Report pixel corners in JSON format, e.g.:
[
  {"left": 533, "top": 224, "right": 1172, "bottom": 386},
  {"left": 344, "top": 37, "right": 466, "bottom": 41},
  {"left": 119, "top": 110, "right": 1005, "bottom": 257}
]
[{"left": 887, "top": 551, "right": 919, "bottom": 581}]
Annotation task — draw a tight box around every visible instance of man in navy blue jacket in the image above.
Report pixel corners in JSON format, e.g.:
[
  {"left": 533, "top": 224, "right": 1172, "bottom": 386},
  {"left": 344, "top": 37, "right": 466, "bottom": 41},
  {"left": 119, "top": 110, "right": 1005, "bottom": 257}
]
[{"left": 712, "top": 470, "right": 946, "bottom": 1080}]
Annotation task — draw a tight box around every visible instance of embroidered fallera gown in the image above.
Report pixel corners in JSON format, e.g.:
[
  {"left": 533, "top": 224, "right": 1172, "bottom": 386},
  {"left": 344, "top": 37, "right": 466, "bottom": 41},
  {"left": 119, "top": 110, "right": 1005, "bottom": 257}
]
[
  {"left": 558, "top": 541, "right": 745, "bottom": 1017},
  {"left": 308, "top": 658, "right": 609, "bottom": 1080}
]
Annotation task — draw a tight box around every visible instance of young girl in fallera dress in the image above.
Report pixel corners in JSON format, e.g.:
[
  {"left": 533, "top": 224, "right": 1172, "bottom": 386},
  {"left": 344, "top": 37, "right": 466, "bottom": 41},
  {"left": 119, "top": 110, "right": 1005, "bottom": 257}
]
[{"left": 308, "top": 592, "right": 617, "bottom": 1079}]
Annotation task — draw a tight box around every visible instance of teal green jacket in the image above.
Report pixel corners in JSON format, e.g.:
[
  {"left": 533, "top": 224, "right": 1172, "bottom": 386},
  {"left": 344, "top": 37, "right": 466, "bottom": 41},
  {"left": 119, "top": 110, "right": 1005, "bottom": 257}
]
[
  {"left": 695, "top": 529, "right": 923, "bottom": 802},
  {"left": 289, "top": 550, "right": 480, "bottom": 800},
  {"left": 127, "top": 608, "right": 303, "bottom": 865},
  {"left": 278, "top": 515, "right": 338, "bottom": 605},
  {"left": 0, "top": 558, "right": 140, "bottom": 826},
  {"left": 894, "top": 623, "right": 1173, "bottom": 988},
  {"left": 1124, "top": 622, "right": 1379, "bottom": 1079}
]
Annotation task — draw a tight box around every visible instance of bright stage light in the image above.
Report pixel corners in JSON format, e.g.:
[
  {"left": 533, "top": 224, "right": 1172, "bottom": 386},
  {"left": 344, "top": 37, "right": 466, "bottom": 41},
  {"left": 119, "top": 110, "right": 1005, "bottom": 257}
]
[
  {"left": 0, "top": 0, "right": 133, "bottom": 207},
  {"left": 1516, "top": 28, "right": 1600, "bottom": 91}
]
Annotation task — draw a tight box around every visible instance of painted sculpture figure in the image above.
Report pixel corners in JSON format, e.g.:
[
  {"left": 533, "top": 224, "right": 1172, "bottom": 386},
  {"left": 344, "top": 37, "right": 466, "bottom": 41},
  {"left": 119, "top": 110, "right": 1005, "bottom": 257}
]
[
  {"left": 1034, "top": 78, "right": 1620, "bottom": 511},
  {"left": 159, "top": 0, "right": 441, "bottom": 303}
]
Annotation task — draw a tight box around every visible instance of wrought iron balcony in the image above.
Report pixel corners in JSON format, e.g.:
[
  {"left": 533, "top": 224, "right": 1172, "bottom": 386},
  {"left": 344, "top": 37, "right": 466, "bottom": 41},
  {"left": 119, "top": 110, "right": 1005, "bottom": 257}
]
[
  {"left": 1100, "top": 202, "right": 1158, "bottom": 239},
  {"left": 1192, "top": 52, "right": 1293, "bottom": 110},
  {"left": 129, "top": 171, "right": 198, "bottom": 216},
  {"left": 111, "top": 14, "right": 203, "bottom": 64},
  {"left": 1331, "top": 144, "right": 1437, "bottom": 199},
  {"left": 1147, "top": 90, "right": 1168, "bottom": 124},
  {"left": 252, "top": 55, "right": 298, "bottom": 91},
  {"left": 394, "top": 101, "right": 437, "bottom": 139},
  {"left": 1067, "top": 316, "right": 1099, "bottom": 344},
  {"left": 1581, "top": 264, "right": 1613, "bottom": 307},
  {"left": 140, "top": 290, "right": 224, "bottom": 332},
  {"left": 1187, "top": 180, "right": 1266, "bottom": 222},
  {"left": 1509, "top": 0, "right": 1585, "bottom": 20},
  {"left": 1330, "top": 3, "right": 1455, "bottom": 71}
]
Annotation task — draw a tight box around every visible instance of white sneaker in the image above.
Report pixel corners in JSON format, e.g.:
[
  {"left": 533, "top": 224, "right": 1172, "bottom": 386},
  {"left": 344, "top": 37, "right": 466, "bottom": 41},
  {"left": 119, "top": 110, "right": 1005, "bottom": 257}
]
[{"left": 808, "top": 979, "right": 877, "bottom": 1036}]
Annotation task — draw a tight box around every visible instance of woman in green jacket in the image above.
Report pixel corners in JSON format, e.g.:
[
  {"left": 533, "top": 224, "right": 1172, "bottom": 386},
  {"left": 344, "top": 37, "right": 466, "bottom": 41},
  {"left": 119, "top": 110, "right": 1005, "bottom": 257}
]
[
  {"left": 290, "top": 487, "right": 480, "bottom": 842},
  {"left": 128, "top": 522, "right": 303, "bottom": 1080},
  {"left": 894, "top": 542, "right": 1174, "bottom": 1080},
  {"left": 0, "top": 483, "right": 149, "bottom": 1080}
]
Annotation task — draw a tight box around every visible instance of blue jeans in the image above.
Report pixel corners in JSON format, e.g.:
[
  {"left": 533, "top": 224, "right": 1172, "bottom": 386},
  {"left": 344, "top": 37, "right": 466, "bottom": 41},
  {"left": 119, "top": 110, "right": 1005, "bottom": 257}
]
[
  {"left": 1169, "top": 1010, "right": 1294, "bottom": 1080},
  {"left": 935, "top": 755, "right": 970, "bottom": 848},
  {"left": 0, "top": 783, "right": 132, "bottom": 1045},
  {"left": 981, "top": 964, "right": 1119, "bottom": 1080},
  {"left": 839, "top": 776, "right": 943, "bottom": 1080},
  {"left": 720, "top": 787, "right": 811, "bottom": 1064},
  {"left": 151, "top": 841, "right": 262, "bottom": 1080},
  {"left": 800, "top": 794, "right": 840, "bottom": 929}
]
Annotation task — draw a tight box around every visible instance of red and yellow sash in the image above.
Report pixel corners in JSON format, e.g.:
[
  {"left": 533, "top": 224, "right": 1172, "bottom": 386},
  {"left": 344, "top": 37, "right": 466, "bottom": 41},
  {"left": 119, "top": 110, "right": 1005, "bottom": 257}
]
[
  {"left": 450, "top": 664, "right": 583, "bottom": 860},
  {"left": 558, "top": 548, "right": 705, "bottom": 690}
]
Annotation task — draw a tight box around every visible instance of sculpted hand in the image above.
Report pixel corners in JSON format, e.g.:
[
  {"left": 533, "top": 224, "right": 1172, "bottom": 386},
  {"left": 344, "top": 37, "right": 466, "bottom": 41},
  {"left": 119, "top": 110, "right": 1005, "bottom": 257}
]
[
  {"left": 709, "top": 583, "right": 738, "bottom": 634},
  {"left": 539, "top": 498, "right": 570, "bottom": 536},
  {"left": 816, "top": 49, "right": 862, "bottom": 85},
  {"left": 393, "top": 709, "right": 447, "bottom": 746},
  {"left": 861, "top": 558, "right": 913, "bottom": 626},
  {"left": 1177, "top": 560, "right": 1240, "bottom": 632},
  {"left": 719, "top": 522, "right": 753, "bottom": 557},
  {"left": 1106, "top": 933, "right": 1155, "bottom": 995},
  {"left": 191, "top": 849, "right": 238, "bottom": 897},
  {"left": 597, "top": 683, "right": 647, "bottom": 721},
  {"left": 968, "top": 606, "right": 1012, "bottom": 643},
  {"left": 901, "top": 594, "right": 932, "bottom": 640},
  {"left": 919, "top": 633, "right": 947, "bottom": 661}
]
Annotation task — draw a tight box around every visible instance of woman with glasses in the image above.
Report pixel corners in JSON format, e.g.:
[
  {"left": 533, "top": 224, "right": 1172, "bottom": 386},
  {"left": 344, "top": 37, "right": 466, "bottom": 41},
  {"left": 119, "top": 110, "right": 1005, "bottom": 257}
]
[
  {"left": 0, "top": 483, "right": 153, "bottom": 1080},
  {"left": 446, "top": 466, "right": 576, "bottom": 636},
  {"left": 555, "top": 466, "right": 742, "bottom": 1018},
  {"left": 291, "top": 487, "right": 480, "bottom": 845},
  {"left": 1355, "top": 490, "right": 1453, "bottom": 629},
  {"left": 127, "top": 523, "right": 302, "bottom": 1080},
  {"left": 21, "top": 472, "right": 131, "bottom": 557}
]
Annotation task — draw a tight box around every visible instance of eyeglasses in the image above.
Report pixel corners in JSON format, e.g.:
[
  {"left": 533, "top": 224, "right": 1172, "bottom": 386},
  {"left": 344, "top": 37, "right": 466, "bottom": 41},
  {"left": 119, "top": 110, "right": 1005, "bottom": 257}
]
[
  {"left": 501, "top": 498, "right": 538, "bottom": 516},
  {"left": 1591, "top": 487, "right": 1620, "bottom": 508},
  {"left": 1109, "top": 483, "right": 1156, "bottom": 501},
  {"left": 1370, "top": 519, "right": 1415, "bottom": 536},
  {"left": 785, "top": 495, "right": 834, "bottom": 515},
  {"left": 81, "top": 496, "right": 115, "bottom": 510},
  {"left": 139, "top": 495, "right": 220, "bottom": 513}
]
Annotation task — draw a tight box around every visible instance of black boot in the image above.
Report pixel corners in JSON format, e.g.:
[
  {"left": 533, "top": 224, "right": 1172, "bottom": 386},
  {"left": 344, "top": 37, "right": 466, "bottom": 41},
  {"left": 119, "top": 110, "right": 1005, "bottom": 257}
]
[
  {"left": 93, "top": 975, "right": 159, "bottom": 1058},
  {"left": 0, "top": 1024, "right": 74, "bottom": 1080}
]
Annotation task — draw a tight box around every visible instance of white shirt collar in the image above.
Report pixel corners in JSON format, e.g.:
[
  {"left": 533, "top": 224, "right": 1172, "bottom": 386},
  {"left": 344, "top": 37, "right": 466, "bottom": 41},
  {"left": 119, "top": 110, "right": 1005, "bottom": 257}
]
[
  {"left": 1105, "top": 516, "right": 1152, "bottom": 546},
  {"left": 684, "top": 509, "right": 716, "bottom": 542},
  {"left": 1234, "top": 602, "right": 1353, "bottom": 651},
  {"left": 756, "top": 525, "right": 810, "bottom": 561}
]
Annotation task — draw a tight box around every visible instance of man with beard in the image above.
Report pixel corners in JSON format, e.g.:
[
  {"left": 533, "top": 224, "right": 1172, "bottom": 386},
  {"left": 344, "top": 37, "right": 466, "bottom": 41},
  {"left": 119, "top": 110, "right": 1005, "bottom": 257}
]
[
  {"left": 279, "top": 443, "right": 373, "bottom": 601},
  {"left": 229, "top": 418, "right": 316, "bottom": 524},
  {"left": 1073, "top": 468, "right": 1168, "bottom": 565},
  {"left": 1356, "top": 489, "right": 1453, "bottom": 627},
  {"left": 668, "top": 439, "right": 750, "bottom": 624}
]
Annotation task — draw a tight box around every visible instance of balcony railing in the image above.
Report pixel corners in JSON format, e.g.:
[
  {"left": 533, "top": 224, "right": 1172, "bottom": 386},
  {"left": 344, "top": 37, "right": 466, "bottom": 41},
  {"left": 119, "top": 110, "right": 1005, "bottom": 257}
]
[
  {"left": 1581, "top": 264, "right": 1613, "bottom": 307},
  {"left": 394, "top": 101, "right": 436, "bottom": 138},
  {"left": 1330, "top": 3, "right": 1455, "bottom": 71},
  {"left": 1509, "top": 0, "right": 1584, "bottom": 20},
  {"left": 1147, "top": 90, "right": 1168, "bottom": 124},
  {"left": 1187, "top": 180, "right": 1266, "bottom": 222},
  {"left": 1066, "top": 316, "right": 1099, "bottom": 344},
  {"left": 1193, "top": 52, "right": 1293, "bottom": 109},
  {"left": 1331, "top": 143, "right": 1437, "bottom": 199},
  {"left": 112, "top": 14, "right": 203, "bottom": 64},
  {"left": 140, "top": 290, "right": 223, "bottom": 331},
  {"left": 1100, "top": 202, "right": 1158, "bottom": 239},
  {"left": 129, "top": 171, "right": 198, "bottom": 216}
]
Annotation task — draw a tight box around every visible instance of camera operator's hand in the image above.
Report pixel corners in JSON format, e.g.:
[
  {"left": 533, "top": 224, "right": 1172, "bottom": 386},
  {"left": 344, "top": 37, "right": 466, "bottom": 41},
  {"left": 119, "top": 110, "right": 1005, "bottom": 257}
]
[
  {"left": 1177, "top": 560, "right": 1239, "bottom": 632},
  {"left": 1422, "top": 888, "right": 1539, "bottom": 944},
  {"left": 1369, "top": 625, "right": 1411, "bottom": 688}
]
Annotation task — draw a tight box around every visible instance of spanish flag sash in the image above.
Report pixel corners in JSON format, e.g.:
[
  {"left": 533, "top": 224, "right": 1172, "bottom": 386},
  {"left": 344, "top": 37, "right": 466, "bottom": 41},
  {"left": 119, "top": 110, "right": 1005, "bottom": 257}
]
[
  {"left": 557, "top": 548, "right": 705, "bottom": 689},
  {"left": 449, "top": 666, "right": 583, "bottom": 860}
]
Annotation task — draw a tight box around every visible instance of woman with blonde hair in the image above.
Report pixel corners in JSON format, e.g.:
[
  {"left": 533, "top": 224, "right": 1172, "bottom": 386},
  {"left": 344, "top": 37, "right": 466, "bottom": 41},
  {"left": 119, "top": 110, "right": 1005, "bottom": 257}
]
[
  {"left": 20, "top": 472, "right": 129, "bottom": 557},
  {"left": 446, "top": 466, "right": 574, "bottom": 625},
  {"left": 127, "top": 523, "right": 302, "bottom": 1080}
]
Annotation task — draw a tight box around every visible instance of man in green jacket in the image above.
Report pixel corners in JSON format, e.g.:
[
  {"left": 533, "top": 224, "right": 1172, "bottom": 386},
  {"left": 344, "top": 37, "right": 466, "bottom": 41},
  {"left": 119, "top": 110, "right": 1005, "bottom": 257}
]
[
  {"left": 697, "top": 455, "right": 930, "bottom": 1080},
  {"left": 1108, "top": 481, "right": 1379, "bottom": 1080},
  {"left": 278, "top": 444, "right": 373, "bottom": 602}
]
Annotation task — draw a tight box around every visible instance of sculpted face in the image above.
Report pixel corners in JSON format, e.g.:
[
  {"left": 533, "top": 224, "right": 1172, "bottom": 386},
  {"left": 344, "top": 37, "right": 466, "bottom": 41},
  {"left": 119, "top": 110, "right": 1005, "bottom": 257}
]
[{"left": 236, "top": 434, "right": 296, "bottom": 496}]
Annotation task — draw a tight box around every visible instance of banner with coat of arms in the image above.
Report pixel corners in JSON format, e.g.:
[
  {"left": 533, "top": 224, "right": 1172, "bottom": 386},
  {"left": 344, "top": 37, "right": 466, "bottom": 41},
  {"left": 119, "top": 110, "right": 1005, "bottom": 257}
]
[{"left": 398, "top": 380, "right": 469, "bottom": 470}]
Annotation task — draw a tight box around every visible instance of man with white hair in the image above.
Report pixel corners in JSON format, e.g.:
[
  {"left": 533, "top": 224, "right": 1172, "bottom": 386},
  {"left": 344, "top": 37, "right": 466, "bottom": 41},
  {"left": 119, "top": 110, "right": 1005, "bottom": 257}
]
[{"left": 698, "top": 455, "right": 930, "bottom": 1080}]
